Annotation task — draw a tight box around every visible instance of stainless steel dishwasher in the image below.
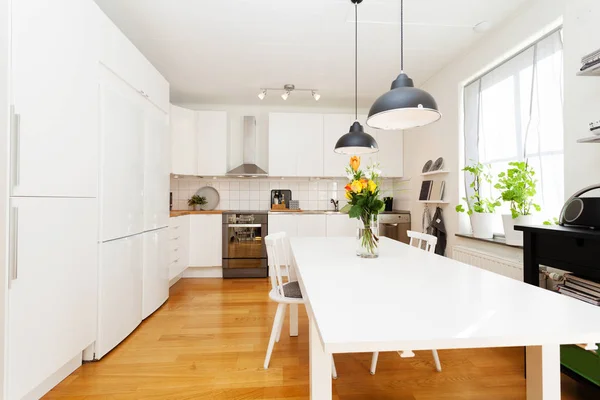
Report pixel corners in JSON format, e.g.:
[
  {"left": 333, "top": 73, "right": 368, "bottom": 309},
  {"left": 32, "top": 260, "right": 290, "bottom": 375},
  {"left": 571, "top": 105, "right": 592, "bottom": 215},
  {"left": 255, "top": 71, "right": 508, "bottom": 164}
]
[{"left": 379, "top": 213, "right": 411, "bottom": 244}]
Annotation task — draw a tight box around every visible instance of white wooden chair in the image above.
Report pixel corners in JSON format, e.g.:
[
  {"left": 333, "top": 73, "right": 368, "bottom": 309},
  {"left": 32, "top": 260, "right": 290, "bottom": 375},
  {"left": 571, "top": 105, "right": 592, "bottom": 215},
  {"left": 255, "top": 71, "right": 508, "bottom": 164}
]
[
  {"left": 264, "top": 232, "right": 337, "bottom": 378},
  {"left": 369, "top": 230, "right": 442, "bottom": 375}
]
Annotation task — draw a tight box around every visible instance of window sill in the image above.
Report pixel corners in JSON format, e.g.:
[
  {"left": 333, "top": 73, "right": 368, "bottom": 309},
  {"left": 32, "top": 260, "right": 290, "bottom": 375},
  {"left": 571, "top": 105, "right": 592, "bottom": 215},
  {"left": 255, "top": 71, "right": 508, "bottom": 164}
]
[{"left": 455, "top": 233, "right": 523, "bottom": 249}]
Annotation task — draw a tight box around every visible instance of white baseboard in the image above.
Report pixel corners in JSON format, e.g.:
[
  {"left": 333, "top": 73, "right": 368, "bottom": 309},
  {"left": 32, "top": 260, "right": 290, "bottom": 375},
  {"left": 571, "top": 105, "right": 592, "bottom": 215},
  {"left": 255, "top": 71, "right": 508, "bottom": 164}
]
[
  {"left": 23, "top": 353, "right": 81, "bottom": 400},
  {"left": 169, "top": 271, "right": 184, "bottom": 287},
  {"left": 183, "top": 266, "right": 223, "bottom": 278}
]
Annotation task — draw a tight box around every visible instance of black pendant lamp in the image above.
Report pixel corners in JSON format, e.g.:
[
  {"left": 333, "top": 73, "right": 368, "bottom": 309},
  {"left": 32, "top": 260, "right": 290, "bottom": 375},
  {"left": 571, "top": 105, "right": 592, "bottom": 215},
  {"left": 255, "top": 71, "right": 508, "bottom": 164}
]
[
  {"left": 334, "top": 0, "right": 378, "bottom": 155},
  {"left": 366, "top": 0, "right": 441, "bottom": 130}
]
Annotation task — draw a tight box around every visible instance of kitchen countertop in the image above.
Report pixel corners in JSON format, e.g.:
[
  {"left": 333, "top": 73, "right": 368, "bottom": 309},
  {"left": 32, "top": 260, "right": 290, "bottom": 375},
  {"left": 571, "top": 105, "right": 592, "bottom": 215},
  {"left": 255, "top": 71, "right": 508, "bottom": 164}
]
[
  {"left": 170, "top": 210, "right": 410, "bottom": 217},
  {"left": 170, "top": 210, "right": 224, "bottom": 217}
]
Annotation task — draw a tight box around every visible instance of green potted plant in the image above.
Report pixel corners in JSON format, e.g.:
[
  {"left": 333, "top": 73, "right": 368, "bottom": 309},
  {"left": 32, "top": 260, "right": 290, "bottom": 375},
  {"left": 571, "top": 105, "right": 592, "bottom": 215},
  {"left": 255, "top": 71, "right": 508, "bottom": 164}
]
[
  {"left": 494, "top": 161, "right": 540, "bottom": 245},
  {"left": 456, "top": 162, "right": 501, "bottom": 239},
  {"left": 188, "top": 195, "right": 207, "bottom": 211}
]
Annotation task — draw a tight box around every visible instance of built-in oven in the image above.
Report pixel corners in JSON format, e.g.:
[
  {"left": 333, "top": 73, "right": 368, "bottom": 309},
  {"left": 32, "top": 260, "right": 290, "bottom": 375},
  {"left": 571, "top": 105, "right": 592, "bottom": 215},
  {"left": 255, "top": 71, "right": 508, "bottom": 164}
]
[{"left": 222, "top": 212, "right": 268, "bottom": 278}]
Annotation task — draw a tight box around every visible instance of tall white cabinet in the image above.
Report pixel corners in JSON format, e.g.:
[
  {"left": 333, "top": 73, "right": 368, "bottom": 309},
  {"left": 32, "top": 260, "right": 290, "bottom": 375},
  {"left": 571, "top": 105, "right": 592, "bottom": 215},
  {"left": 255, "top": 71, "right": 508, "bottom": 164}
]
[
  {"left": 95, "top": 8, "right": 170, "bottom": 361},
  {"left": 7, "top": 1, "right": 102, "bottom": 398}
]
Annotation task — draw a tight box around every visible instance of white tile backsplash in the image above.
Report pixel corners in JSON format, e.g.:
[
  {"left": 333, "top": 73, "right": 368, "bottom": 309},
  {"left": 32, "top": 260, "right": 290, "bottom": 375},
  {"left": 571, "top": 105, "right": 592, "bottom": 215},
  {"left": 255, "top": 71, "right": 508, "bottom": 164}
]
[{"left": 170, "top": 177, "right": 396, "bottom": 211}]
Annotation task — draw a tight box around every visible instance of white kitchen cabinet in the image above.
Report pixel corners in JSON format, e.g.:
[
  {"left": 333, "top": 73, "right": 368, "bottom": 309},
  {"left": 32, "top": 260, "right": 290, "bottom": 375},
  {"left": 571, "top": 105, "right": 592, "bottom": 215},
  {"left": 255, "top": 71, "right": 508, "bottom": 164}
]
[
  {"left": 268, "top": 113, "right": 298, "bottom": 177},
  {"left": 326, "top": 214, "right": 357, "bottom": 237},
  {"left": 99, "top": 66, "right": 145, "bottom": 241},
  {"left": 144, "top": 105, "right": 170, "bottom": 231},
  {"left": 323, "top": 114, "right": 354, "bottom": 177},
  {"left": 268, "top": 214, "right": 298, "bottom": 237},
  {"left": 142, "top": 228, "right": 169, "bottom": 319},
  {"left": 169, "top": 215, "right": 190, "bottom": 280},
  {"left": 269, "top": 113, "right": 324, "bottom": 177},
  {"left": 97, "top": 233, "right": 143, "bottom": 360},
  {"left": 98, "top": 9, "right": 169, "bottom": 113},
  {"left": 297, "top": 214, "right": 327, "bottom": 237},
  {"left": 197, "top": 110, "right": 228, "bottom": 176},
  {"left": 299, "top": 114, "right": 325, "bottom": 177},
  {"left": 376, "top": 130, "right": 404, "bottom": 178},
  {"left": 8, "top": 197, "right": 98, "bottom": 400},
  {"left": 170, "top": 105, "right": 198, "bottom": 176},
  {"left": 189, "top": 215, "right": 222, "bottom": 267},
  {"left": 10, "top": 0, "right": 99, "bottom": 197}
]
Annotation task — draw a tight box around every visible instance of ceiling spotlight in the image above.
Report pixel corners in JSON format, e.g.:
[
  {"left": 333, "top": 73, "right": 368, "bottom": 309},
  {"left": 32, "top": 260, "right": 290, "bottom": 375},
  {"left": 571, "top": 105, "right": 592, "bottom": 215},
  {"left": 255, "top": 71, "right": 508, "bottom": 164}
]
[
  {"left": 258, "top": 90, "right": 267, "bottom": 100},
  {"left": 281, "top": 91, "right": 290, "bottom": 100},
  {"left": 312, "top": 91, "right": 321, "bottom": 101}
]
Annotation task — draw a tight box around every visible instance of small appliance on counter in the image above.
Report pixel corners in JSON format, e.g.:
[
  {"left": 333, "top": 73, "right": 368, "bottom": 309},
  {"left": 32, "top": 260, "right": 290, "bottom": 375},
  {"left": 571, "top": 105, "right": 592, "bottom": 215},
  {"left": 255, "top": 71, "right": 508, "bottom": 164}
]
[
  {"left": 271, "top": 190, "right": 292, "bottom": 209},
  {"left": 560, "top": 184, "right": 600, "bottom": 229},
  {"left": 383, "top": 197, "right": 393, "bottom": 212}
]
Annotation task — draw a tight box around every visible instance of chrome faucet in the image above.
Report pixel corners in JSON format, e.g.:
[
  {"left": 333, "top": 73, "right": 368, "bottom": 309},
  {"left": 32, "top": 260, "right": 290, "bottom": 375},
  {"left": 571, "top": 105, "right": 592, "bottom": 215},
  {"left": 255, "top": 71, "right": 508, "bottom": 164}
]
[{"left": 330, "top": 199, "right": 339, "bottom": 212}]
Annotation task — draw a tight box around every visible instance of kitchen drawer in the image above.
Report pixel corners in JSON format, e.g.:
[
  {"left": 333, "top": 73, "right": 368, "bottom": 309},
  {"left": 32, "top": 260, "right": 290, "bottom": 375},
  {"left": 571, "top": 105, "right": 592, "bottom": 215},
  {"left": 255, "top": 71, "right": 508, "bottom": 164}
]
[
  {"left": 169, "top": 246, "right": 180, "bottom": 263},
  {"left": 169, "top": 226, "right": 182, "bottom": 239},
  {"left": 536, "top": 234, "right": 600, "bottom": 270}
]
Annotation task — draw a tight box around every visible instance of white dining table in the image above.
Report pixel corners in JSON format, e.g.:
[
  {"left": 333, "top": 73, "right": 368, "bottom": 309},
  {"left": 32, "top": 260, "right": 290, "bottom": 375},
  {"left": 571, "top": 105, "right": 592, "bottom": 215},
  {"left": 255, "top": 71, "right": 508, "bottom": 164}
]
[{"left": 290, "top": 236, "right": 600, "bottom": 400}]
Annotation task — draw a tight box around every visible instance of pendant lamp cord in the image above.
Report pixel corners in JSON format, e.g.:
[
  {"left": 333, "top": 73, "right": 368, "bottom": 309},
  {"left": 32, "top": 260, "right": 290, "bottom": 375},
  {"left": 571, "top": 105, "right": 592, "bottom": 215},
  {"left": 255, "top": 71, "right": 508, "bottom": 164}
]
[
  {"left": 354, "top": 2, "right": 358, "bottom": 121},
  {"left": 400, "top": 0, "right": 404, "bottom": 72}
]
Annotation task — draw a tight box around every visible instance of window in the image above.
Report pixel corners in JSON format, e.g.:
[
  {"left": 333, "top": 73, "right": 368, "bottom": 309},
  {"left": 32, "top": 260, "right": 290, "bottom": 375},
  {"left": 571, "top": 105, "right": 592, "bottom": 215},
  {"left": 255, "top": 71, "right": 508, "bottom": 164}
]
[{"left": 463, "top": 30, "right": 564, "bottom": 233}]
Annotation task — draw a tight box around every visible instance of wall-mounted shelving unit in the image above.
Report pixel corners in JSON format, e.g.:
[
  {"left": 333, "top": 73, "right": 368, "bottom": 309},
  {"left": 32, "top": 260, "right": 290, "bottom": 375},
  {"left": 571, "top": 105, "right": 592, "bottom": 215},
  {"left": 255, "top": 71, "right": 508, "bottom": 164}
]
[
  {"left": 577, "top": 135, "right": 600, "bottom": 143},
  {"left": 421, "top": 170, "right": 450, "bottom": 177},
  {"left": 418, "top": 200, "right": 449, "bottom": 205},
  {"left": 577, "top": 64, "right": 600, "bottom": 76}
]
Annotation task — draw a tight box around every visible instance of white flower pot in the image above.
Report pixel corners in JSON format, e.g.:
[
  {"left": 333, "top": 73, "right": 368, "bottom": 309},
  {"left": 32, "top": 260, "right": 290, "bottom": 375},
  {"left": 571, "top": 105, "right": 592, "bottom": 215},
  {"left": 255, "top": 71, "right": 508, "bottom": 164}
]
[
  {"left": 502, "top": 214, "right": 533, "bottom": 246},
  {"left": 470, "top": 213, "right": 494, "bottom": 239}
]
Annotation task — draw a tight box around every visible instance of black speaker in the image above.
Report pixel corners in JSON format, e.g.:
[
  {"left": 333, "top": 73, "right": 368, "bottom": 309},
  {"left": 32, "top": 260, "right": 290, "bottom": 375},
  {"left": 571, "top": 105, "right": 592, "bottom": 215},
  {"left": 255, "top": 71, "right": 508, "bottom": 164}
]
[{"left": 560, "top": 185, "right": 600, "bottom": 229}]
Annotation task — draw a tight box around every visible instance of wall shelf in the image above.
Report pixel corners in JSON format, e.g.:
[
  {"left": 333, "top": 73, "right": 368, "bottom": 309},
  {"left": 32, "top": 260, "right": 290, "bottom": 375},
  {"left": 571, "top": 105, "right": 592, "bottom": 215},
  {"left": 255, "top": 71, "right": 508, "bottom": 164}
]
[
  {"left": 577, "top": 64, "right": 600, "bottom": 76},
  {"left": 577, "top": 135, "right": 600, "bottom": 143},
  {"left": 421, "top": 170, "right": 450, "bottom": 177},
  {"left": 418, "top": 200, "right": 449, "bottom": 204}
]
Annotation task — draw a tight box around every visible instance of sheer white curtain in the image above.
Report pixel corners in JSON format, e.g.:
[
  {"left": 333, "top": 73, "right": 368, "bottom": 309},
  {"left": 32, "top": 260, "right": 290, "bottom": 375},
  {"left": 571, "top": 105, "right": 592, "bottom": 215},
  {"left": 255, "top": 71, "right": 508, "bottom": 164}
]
[{"left": 463, "top": 30, "right": 564, "bottom": 234}]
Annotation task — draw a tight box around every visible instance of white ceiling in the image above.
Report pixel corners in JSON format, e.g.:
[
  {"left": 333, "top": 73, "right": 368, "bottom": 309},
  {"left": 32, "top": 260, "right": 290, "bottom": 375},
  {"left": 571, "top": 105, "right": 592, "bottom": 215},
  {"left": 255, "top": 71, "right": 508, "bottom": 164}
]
[{"left": 94, "top": 0, "right": 531, "bottom": 108}]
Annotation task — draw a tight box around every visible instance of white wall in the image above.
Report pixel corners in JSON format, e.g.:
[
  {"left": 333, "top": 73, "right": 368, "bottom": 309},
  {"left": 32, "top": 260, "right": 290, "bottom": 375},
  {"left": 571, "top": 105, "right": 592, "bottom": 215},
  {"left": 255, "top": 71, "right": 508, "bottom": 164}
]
[
  {"left": 563, "top": 0, "right": 600, "bottom": 196},
  {"left": 402, "top": 0, "right": 565, "bottom": 259},
  {"left": 178, "top": 103, "right": 370, "bottom": 174}
]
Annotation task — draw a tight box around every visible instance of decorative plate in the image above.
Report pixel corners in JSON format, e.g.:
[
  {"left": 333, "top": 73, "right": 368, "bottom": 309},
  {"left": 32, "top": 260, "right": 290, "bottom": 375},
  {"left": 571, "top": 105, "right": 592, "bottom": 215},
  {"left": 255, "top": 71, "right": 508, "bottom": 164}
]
[
  {"left": 195, "top": 186, "right": 220, "bottom": 210},
  {"left": 431, "top": 157, "right": 444, "bottom": 171},
  {"left": 422, "top": 160, "right": 433, "bottom": 173}
]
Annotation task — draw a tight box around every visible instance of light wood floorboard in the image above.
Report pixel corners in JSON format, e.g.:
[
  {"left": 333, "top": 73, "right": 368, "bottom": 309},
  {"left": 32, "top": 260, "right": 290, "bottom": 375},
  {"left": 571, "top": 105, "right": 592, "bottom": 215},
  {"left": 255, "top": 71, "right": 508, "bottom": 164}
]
[{"left": 46, "top": 278, "right": 600, "bottom": 399}]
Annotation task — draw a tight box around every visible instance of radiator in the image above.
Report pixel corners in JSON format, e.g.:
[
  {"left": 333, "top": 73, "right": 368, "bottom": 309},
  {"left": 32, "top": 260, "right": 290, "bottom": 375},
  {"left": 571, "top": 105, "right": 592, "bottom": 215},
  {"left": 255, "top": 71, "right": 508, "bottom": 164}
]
[{"left": 452, "top": 246, "right": 523, "bottom": 281}]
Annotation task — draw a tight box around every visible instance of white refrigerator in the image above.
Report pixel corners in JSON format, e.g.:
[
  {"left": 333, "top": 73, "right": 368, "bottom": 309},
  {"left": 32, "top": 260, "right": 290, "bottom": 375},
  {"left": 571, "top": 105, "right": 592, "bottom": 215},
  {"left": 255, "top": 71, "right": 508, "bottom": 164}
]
[{"left": 94, "top": 66, "right": 170, "bottom": 359}]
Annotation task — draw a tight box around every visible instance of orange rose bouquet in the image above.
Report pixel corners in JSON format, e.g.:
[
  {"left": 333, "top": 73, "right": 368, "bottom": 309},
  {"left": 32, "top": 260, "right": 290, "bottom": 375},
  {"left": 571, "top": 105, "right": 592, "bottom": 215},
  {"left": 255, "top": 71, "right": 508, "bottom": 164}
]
[{"left": 341, "top": 157, "right": 384, "bottom": 257}]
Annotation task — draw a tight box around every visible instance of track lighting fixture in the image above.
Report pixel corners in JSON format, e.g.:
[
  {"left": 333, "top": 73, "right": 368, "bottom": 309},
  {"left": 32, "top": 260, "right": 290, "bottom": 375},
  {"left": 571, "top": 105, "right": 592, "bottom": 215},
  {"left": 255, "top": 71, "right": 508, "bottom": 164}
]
[{"left": 257, "top": 84, "right": 320, "bottom": 101}]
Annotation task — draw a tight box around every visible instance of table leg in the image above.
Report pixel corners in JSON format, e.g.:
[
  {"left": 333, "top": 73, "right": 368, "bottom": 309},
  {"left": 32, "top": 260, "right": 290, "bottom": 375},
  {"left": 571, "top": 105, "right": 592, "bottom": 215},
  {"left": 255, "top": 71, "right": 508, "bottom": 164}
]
[
  {"left": 290, "top": 303, "right": 298, "bottom": 337},
  {"left": 309, "top": 316, "right": 332, "bottom": 400},
  {"left": 526, "top": 345, "right": 560, "bottom": 400}
]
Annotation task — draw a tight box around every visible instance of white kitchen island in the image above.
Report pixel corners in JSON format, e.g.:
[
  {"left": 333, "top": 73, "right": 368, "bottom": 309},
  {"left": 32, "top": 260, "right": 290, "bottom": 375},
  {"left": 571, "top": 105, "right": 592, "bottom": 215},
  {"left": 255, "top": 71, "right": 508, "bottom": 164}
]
[{"left": 290, "top": 236, "right": 600, "bottom": 400}]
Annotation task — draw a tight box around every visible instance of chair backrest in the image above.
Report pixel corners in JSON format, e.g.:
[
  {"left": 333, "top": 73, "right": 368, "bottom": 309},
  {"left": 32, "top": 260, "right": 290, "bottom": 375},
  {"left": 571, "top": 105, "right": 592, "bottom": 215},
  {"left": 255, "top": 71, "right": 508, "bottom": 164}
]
[
  {"left": 265, "top": 232, "right": 292, "bottom": 296},
  {"left": 407, "top": 230, "right": 438, "bottom": 253}
]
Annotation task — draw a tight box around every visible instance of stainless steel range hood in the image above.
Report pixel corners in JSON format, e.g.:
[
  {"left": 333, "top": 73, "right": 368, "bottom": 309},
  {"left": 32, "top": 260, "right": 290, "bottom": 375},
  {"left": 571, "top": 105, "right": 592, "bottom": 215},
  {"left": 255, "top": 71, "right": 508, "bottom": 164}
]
[{"left": 226, "top": 116, "right": 268, "bottom": 177}]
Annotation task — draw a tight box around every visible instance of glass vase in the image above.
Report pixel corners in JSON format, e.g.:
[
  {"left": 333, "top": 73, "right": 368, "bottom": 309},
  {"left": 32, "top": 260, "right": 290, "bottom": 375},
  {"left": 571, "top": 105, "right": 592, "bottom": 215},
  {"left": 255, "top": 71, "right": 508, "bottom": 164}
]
[{"left": 356, "top": 214, "right": 380, "bottom": 258}]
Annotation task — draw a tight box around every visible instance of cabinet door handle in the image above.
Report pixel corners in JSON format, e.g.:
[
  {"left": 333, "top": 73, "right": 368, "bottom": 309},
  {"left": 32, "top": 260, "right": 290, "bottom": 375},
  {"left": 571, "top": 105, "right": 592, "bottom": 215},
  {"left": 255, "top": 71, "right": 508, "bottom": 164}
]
[
  {"left": 171, "top": 236, "right": 180, "bottom": 240},
  {"left": 9, "top": 206, "right": 19, "bottom": 283},
  {"left": 10, "top": 106, "right": 20, "bottom": 190}
]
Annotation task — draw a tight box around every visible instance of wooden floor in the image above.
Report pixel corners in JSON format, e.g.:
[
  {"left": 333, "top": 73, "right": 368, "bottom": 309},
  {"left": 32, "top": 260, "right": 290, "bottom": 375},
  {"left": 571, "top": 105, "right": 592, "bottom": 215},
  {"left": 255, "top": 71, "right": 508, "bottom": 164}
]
[{"left": 46, "top": 278, "right": 600, "bottom": 399}]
